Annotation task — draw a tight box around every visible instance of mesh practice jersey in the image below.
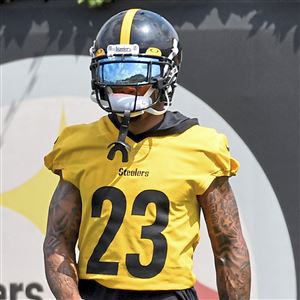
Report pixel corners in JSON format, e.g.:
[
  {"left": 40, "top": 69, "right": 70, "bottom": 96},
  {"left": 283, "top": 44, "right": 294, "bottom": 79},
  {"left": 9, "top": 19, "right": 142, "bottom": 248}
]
[{"left": 44, "top": 112, "right": 239, "bottom": 291}]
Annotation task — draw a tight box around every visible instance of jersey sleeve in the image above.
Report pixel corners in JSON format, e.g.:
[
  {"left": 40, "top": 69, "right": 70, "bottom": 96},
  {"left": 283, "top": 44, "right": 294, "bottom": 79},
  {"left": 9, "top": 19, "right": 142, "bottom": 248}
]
[
  {"left": 194, "top": 130, "right": 239, "bottom": 195},
  {"left": 44, "top": 127, "right": 79, "bottom": 187}
]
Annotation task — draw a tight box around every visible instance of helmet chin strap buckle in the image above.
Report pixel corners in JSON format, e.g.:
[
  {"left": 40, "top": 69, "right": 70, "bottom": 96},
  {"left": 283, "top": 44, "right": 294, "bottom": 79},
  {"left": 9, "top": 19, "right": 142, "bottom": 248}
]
[{"left": 107, "top": 110, "right": 131, "bottom": 162}]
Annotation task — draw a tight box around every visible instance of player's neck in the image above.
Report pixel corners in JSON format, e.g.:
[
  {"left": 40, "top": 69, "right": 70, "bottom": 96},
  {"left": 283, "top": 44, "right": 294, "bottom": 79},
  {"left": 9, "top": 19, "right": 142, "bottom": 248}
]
[
  {"left": 128, "top": 112, "right": 165, "bottom": 135},
  {"left": 115, "top": 111, "right": 165, "bottom": 135}
]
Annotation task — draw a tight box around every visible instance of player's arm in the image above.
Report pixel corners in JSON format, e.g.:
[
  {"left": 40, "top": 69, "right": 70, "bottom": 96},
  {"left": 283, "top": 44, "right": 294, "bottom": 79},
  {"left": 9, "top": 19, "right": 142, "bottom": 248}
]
[
  {"left": 198, "top": 176, "right": 251, "bottom": 300},
  {"left": 43, "top": 176, "right": 82, "bottom": 300}
]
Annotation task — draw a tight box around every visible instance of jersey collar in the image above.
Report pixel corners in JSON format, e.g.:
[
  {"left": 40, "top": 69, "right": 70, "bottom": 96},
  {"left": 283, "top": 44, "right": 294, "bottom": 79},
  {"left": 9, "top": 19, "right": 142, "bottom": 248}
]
[{"left": 108, "top": 111, "right": 199, "bottom": 143}]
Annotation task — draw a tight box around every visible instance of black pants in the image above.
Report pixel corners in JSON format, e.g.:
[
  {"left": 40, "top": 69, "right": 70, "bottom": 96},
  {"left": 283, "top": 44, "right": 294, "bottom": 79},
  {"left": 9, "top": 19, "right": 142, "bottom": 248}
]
[{"left": 78, "top": 280, "right": 198, "bottom": 300}]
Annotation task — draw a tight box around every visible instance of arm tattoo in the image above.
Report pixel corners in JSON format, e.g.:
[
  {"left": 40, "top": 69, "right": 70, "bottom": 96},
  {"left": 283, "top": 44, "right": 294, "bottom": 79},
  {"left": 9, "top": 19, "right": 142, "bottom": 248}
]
[
  {"left": 43, "top": 178, "right": 82, "bottom": 300},
  {"left": 199, "top": 177, "right": 251, "bottom": 300}
]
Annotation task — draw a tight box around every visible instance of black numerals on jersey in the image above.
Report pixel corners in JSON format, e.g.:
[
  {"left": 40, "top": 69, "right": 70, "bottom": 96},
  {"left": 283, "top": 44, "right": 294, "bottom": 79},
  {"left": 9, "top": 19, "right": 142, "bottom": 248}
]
[
  {"left": 126, "top": 190, "right": 169, "bottom": 278},
  {"left": 87, "top": 186, "right": 126, "bottom": 275},
  {"left": 86, "top": 187, "right": 170, "bottom": 278}
]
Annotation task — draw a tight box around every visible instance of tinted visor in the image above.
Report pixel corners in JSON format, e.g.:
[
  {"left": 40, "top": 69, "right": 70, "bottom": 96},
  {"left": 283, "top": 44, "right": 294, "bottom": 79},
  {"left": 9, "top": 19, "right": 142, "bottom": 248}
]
[{"left": 97, "top": 57, "right": 164, "bottom": 85}]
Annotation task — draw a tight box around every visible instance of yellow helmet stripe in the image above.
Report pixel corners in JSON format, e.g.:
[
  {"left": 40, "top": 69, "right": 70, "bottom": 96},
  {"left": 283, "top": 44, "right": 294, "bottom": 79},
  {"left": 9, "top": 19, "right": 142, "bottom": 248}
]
[{"left": 120, "top": 8, "right": 140, "bottom": 44}]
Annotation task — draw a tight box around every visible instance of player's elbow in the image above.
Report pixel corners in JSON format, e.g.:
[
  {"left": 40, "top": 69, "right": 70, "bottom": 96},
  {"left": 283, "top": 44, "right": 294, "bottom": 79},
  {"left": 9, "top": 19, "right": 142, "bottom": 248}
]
[
  {"left": 213, "top": 233, "right": 250, "bottom": 269},
  {"left": 43, "top": 234, "right": 60, "bottom": 260},
  {"left": 213, "top": 230, "right": 246, "bottom": 253}
]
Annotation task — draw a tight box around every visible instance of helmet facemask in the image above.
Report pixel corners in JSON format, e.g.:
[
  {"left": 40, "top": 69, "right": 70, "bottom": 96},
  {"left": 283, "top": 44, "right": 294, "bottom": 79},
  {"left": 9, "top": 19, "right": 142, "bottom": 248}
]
[{"left": 90, "top": 49, "right": 177, "bottom": 117}]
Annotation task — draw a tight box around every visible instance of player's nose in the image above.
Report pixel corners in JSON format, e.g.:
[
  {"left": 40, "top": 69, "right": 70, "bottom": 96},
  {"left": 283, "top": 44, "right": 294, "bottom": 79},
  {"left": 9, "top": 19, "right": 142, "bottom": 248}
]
[{"left": 112, "top": 85, "right": 151, "bottom": 96}]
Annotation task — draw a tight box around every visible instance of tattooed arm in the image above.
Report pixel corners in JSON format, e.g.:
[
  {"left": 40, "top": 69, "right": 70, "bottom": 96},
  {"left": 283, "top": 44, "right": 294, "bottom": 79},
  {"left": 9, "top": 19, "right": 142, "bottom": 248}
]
[
  {"left": 198, "top": 176, "right": 251, "bottom": 300},
  {"left": 43, "top": 176, "right": 82, "bottom": 300}
]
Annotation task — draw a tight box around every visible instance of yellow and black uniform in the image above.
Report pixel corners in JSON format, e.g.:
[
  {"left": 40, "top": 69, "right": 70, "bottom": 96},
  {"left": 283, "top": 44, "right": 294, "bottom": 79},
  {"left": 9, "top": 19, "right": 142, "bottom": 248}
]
[{"left": 44, "top": 111, "right": 239, "bottom": 295}]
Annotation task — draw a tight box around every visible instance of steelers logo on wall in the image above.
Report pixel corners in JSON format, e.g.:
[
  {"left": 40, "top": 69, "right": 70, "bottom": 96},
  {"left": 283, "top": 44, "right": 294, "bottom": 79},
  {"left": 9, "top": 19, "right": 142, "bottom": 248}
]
[{"left": 0, "top": 55, "right": 296, "bottom": 299}]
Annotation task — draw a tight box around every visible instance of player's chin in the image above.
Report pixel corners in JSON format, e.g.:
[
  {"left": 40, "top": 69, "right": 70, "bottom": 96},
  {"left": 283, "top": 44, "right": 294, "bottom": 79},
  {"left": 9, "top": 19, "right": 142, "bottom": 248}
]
[{"left": 130, "top": 114, "right": 144, "bottom": 121}]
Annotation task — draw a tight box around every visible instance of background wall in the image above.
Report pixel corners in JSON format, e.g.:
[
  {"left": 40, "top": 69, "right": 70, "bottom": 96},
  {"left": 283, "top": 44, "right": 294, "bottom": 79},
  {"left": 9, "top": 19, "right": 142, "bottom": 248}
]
[{"left": 1, "top": 1, "right": 299, "bottom": 299}]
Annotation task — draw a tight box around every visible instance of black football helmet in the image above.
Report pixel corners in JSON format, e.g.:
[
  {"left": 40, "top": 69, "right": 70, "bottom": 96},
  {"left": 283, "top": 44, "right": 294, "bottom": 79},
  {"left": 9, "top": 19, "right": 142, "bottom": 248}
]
[{"left": 90, "top": 8, "right": 182, "bottom": 116}]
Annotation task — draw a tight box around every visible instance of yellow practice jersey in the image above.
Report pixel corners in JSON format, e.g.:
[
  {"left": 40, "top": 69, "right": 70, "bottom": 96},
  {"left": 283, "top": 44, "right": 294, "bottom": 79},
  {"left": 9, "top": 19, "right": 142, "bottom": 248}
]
[{"left": 44, "top": 112, "right": 239, "bottom": 291}]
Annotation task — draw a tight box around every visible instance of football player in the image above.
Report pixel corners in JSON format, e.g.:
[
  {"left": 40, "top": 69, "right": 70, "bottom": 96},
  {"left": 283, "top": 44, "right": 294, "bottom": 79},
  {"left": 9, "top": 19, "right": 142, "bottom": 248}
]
[{"left": 43, "top": 9, "right": 251, "bottom": 300}]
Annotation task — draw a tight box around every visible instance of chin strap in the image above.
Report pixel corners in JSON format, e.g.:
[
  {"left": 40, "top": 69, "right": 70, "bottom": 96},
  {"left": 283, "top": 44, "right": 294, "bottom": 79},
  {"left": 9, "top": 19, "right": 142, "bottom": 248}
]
[{"left": 107, "top": 110, "right": 131, "bottom": 162}]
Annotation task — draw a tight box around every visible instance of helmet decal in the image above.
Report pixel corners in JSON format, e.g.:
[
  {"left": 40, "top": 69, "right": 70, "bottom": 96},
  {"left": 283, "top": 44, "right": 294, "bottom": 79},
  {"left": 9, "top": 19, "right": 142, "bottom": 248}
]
[
  {"left": 120, "top": 8, "right": 140, "bottom": 44},
  {"left": 107, "top": 44, "right": 139, "bottom": 56},
  {"left": 145, "top": 47, "right": 162, "bottom": 56},
  {"left": 95, "top": 48, "right": 106, "bottom": 57}
]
